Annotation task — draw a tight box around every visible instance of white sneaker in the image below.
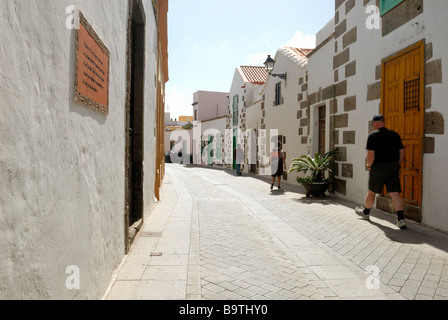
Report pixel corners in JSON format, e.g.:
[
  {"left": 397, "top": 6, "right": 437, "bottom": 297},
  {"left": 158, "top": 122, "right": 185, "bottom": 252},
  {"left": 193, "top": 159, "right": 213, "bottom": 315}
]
[
  {"left": 397, "top": 219, "right": 407, "bottom": 229},
  {"left": 355, "top": 207, "right": 370, "bottom": 220}
]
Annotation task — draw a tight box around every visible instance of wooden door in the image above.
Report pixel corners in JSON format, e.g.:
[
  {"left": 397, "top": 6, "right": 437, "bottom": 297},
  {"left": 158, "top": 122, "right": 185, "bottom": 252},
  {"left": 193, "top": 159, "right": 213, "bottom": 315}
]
[{"left": 381, "top": 41, "right": 424, "bottom": 208}]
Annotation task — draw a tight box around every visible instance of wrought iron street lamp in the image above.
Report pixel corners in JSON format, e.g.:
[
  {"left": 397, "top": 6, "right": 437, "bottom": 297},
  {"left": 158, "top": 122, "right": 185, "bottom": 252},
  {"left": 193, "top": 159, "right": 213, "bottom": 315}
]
[{"left": 264, "top": 55, "right": 287, "bottom": 80}]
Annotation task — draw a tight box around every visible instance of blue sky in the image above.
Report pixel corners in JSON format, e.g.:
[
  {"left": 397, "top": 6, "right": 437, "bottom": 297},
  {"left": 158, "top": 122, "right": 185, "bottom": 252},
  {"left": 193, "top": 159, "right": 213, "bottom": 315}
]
[{"left": 166, "top": 0, "right": 335, "bottom": 120}]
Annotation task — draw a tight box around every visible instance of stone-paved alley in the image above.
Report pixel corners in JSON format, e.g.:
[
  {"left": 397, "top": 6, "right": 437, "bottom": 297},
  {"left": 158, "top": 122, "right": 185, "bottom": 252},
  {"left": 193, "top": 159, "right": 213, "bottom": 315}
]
[{"left": 105, "top": 164, "right": 448, "bottom": 300}]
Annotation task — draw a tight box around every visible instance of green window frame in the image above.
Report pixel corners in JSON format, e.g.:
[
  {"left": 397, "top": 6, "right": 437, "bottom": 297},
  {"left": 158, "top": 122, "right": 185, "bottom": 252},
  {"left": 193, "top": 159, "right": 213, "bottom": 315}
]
[
  {"left": 380, "top": 0, "right": 403, "bottom": 15},
  {"left": 233, "top": 95, "right": 239, "bottom": 126}
]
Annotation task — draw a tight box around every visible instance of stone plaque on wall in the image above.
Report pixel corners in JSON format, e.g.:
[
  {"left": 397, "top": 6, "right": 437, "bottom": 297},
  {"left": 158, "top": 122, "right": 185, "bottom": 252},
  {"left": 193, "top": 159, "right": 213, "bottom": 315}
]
[{"left": 74, "top": 12, "right": 110, "bottom": 114}]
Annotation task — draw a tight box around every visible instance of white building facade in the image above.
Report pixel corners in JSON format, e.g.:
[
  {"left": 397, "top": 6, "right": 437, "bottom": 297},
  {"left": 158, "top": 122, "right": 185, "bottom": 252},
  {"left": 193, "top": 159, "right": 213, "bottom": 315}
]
[
  {"left": 222, "top": 0, "right": 448, "bottom": 233},
  {"left": 226, "top": 66, "right": 268, "bottom": 172},
  {"left": 303, "top": 0, "right": 448, "bottom": 232},
  {"left": 261, "top": 47, "right": 313, "bottom": 182}
]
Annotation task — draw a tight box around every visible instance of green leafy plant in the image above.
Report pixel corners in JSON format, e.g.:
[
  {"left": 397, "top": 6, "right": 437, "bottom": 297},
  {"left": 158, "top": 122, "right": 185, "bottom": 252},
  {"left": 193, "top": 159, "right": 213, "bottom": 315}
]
[
  {"left": 289, "top": 149, "right": 339, "bottom": 186},
  {"left": 182, "top": 122, "right": 193, "bottom": 130}
]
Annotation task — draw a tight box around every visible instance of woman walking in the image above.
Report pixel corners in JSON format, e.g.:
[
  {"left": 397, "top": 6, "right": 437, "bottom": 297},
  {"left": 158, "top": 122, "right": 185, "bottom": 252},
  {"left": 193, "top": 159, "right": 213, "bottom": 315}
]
[{"left": 270, "top": 142, "right": 286, "bottom": 190}]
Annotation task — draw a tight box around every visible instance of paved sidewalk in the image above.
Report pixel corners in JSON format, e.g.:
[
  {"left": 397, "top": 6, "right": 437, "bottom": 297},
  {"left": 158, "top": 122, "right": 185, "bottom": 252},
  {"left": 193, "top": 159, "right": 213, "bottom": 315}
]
[{"left": 104, "top": 164, "right": 448, "bottom": 300}]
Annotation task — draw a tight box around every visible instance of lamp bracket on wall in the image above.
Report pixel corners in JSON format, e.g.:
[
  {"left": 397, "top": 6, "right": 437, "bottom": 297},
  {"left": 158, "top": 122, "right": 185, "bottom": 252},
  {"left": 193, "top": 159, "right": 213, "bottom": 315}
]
[{"left": 270, "top": 73, "right": 287, "bottom": 81}]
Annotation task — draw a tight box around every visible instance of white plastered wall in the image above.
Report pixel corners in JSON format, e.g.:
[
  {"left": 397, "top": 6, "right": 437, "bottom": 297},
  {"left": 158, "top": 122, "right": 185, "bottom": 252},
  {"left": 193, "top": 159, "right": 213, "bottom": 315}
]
[
  {"left": 263, "top": 50, "right": 309, "bottom": 183},
  {"left": 0, "top": 0, "right": 160, "bottom": 299}
]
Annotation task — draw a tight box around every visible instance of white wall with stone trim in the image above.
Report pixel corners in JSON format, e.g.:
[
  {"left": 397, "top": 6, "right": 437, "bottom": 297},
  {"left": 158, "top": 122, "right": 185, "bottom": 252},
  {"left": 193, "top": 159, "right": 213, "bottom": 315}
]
[
  {"left": 262, "top": 48, "right": 309, "bottom": 184},
  {"left": 307, "top": 0, "right": 448, "bottom": 232}
]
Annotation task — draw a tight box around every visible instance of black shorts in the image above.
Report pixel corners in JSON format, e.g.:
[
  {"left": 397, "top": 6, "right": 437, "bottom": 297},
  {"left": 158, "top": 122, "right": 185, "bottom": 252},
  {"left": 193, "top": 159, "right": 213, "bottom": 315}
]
[
  {"left": 369, "top": 162, "right": 402, "bottom": 194},
  {"left": 271, "top": 162, "right": 283, "bottom": 177}
]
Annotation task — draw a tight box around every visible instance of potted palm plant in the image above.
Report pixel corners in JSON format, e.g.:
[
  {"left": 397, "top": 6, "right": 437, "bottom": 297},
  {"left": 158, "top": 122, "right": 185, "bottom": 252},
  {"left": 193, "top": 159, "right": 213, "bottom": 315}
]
[{"left": 289, "top": 149, "right": 338, "bottom": 198}]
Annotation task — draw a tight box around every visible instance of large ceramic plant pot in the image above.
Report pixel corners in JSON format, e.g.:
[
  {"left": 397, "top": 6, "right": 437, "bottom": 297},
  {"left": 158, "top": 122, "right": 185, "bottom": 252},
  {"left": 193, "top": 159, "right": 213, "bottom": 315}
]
[{"left": 304, "top": 182, "right": 329, "bottom": 198}]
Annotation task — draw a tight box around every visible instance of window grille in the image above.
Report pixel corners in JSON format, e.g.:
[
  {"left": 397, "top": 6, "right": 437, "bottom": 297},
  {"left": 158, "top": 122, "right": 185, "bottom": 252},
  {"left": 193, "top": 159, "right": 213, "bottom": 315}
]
[{"left": 404, "top": 78, "right": 420, "bottom": 112}]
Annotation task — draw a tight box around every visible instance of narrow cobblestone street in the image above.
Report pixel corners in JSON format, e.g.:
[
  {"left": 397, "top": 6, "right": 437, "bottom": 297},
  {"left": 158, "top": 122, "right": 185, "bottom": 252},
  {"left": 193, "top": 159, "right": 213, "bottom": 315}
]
[{"left": 105, "top": 164, "right": 448, "bottom": 300}]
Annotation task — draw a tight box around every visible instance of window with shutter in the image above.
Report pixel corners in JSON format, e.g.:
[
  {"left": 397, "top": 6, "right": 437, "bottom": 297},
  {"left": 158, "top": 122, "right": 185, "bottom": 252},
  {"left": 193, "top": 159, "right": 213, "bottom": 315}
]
[{"left": 275, "top": 83, "right": 282, "bottom": 106}]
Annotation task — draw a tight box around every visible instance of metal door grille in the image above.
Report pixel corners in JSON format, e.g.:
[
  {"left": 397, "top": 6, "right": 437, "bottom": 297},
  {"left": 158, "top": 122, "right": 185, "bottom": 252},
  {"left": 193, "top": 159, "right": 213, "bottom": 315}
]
[{"left": 404, "top": 78, "right": 420, "bottom": 111}]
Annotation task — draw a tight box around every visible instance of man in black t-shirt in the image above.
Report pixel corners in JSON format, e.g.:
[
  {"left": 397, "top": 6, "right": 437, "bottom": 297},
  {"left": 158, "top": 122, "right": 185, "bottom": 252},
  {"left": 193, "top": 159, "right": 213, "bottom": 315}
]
[{"left": 355, "top": 115, "right": 407, "bottom": 229}]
